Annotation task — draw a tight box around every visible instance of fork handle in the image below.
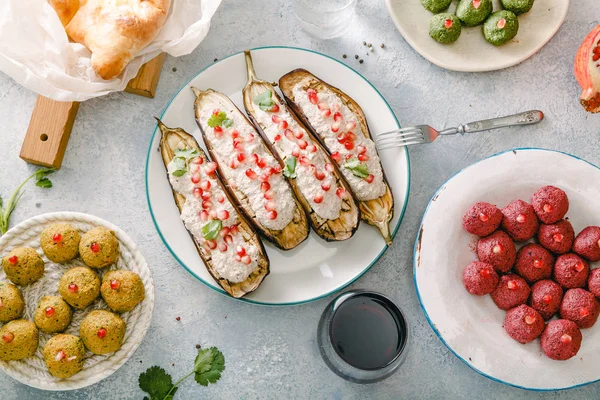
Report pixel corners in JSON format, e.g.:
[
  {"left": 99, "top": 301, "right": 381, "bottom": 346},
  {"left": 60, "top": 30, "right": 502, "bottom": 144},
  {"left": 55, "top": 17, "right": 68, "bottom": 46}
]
[{"left": 438, "top": 110, "right": 544, "bottom": 135}]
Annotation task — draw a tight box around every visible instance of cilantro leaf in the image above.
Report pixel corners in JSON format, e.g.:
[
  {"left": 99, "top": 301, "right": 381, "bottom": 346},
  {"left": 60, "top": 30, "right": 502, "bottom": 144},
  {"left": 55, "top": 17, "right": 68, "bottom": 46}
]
[
  {"left": 174, "top": 148, "right": 198, "bottom": 162},
  {"left": 35, "top": 167, "right": 55, "bottom": 181},
  {"left": 139, "top": 366, "right": 175, "bottom": 400},
  {"left": 194, "top": 347, "right": 225, "bottom": 387},
  {"left": 36, "top": 178, "right": 52, "bottom": 188},
  {"left": 194, "top": 348, "right": 214, "bottom": 374},
  {"left": 222, "top": 119, "right": 234, "bottom": 128},
  {"left": 282, "top": 156, "right": 297, "bottom": 179},
  {"left": 171, "top": 149, "right": 198, "bottom": 177},
  {"left": 254, "top": 90, "right": 276, "bottom": 112},
  {"left": 207, "top": 111, "right": 228, "bottom": 128},
  {"left": 343, "top": 157, "right": 369, "bottom": 178},
  {"left": 201, "top": 220, "right": 222, "bottom": 240}
]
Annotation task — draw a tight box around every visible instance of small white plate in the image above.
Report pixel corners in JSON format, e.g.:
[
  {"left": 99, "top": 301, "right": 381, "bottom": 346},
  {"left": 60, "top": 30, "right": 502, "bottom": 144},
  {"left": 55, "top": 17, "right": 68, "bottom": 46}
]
[
  {"left": 415, "top": 148, "right": 600, "bottom": 391},
  {"left": 0, "top": 212, "right": 154, "bottom": 390},
  {"left": 385, "top": 0, "right": 570, "bottom": 72},
  {"left": 146, "top": 46, "right": 410, "bottom": 305}
]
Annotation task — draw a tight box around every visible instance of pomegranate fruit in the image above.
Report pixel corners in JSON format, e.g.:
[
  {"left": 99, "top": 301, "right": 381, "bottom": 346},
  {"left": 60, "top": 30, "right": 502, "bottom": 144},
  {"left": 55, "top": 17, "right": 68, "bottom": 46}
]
[{"left": 574, "top": 24, "right": 600, "bottom": 113}]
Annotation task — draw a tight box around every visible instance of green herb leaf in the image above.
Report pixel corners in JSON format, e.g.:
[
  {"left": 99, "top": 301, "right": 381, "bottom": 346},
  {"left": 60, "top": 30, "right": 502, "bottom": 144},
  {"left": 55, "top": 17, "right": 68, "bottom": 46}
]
[
  {"left": 194, "top": 348, "right": 214, "bottom": 374},
  {"left": 194, "top": 347, "right": 225, "bottom": 387},
  {"left": 139, "top": 366, "right": 175, "bottom": 400},
  {"left": 201, "top": 220, "right": 222, "bottom": 240},
  {"left": 171, "top": 169, "right": 186, "bottom": 177},
  {"left": 282, "top": 156, "right": 297, "bottom": 179},
  {"left": 36, "top": 178, "right": 53, "bottom": 188},
  {"left": 222, "top": 119, "right": 234, "bottom": 128},
  {"left": 174, "top": 148, "right": 199, "bottom": 161},
  {"left": 343, "top": 157, "right": 369, "bottom": 178},
  {"left": 34, "top": 167, "right": 55, "bottom": 181},
  {"left": 254, "top": 90, "right": 276, "bottom": 112},
  {"left": 207, "top": 111, "right": 228, "bottom": 128}
]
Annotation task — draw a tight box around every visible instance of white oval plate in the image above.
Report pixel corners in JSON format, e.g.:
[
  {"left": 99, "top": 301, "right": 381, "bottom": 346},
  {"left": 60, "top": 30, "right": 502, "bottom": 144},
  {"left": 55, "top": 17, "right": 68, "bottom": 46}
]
[
  {"left": 0, "top": 212, "right": 154, "bottom": 390},
  {"left": 146, "top": 46, "right": 410, "bottom": 305},
  {"left": 415, "top": 148, "right": 600, "bottom": 391},
  {"left": 385, "top": 0, "right": 570, "bottom": 72}
]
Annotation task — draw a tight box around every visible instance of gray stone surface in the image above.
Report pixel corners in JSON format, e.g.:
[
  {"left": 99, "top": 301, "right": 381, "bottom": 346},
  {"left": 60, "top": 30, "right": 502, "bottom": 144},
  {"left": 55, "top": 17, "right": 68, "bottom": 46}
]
[{"left": 0, "top": 0, "right": 599, "bottom": 398}]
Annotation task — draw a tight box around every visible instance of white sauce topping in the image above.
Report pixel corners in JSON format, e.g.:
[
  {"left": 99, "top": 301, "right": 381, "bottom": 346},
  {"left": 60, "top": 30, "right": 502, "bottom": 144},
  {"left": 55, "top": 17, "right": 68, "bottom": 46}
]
[
  {"left": 168, "top": 157, "right": 259, "bottom": 283},
  {"left": 292, "top": 81, "right": 386, "bottom": 201},
  {"left": 252, "top": 94, "right": 342, "bottom": 221},
  {"left": 198, "top": 104, "right": 296, "bottom": 231}
]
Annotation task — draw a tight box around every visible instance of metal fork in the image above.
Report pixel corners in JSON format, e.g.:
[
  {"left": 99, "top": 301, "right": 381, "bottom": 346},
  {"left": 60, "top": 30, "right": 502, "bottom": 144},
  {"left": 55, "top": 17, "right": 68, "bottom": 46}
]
[{"left": 375, "top": 110, "right": 544, "bottom": 150}]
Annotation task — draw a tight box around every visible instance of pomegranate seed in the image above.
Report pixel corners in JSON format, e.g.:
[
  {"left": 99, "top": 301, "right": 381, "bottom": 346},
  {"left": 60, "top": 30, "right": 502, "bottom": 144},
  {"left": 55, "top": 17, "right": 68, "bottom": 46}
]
[
  {"left": 212, "top": 109, "right": 220, "bottom": 116},
  {"left": 560, "top": 334, "right": 572, "bottom": 344},
  {"left": 193, "top": 187, "right": 203, "bottom": 199},
  {"left": 278, "top": 121, "right": 289, "bottom": 130},
  {"left": 331, "top": 122, "right": 340, "bottom": 133},
  {"left": 337, "top": 132, "right": 347, "bottom": 143},
  {"left": 246, "top": 169, "right": 257, "bottom": 179},
  {"left": 479, "top": 213, "right": 489, "bottom": 222},
  {"left": 207, "top": 240, "right": 218, "bottom": 250},
  {"left": 257, "top": 158, "right": 267, "bottom": 169},
  {"left": 580, "top": 307, "right": 590, "bottom": 317},
  {"left": 295, "top": 131, "right": 304, "bottom": 139},
  {"left": 269, "top": 104, "right": 280, "bottom": 113},
  {"left": 299, "top": 156, "right": 310, "bottom": 166},
  {"left": 291, "top": 148, "right": 300, "bottom": 158},
  {"left": 357, "top": 145, "right": 367, "bottom": 154},
  {"left": 265, "top": 201, "right": 276, "bottom": 212},
  {"left": 219, "top": 226, "right": 230, "bottom": 237},
  {"left": 97, "top": 328, "right": 107, "bottom": 338},
  {"left": 110, "top": 280, "right": 120, "bottom": 290},
  {"left": 218, "top": 242, "right": 228, "bottom": 252},
  {"left": 297, "top": 139, "right": 308, "bottom": 149},
  {"left": 7, "top": 256, "right": 17, "bottom": 265},
  {"left": 325, "top": 163, "right": 335, "bottom": 172},
  {"left": 264, "top": 190, "right": 275, "bottom": 200},
  {"left": 344, "top": 141, "right": 354, "bottom": 151},
  {"left": 241, "top": 255, "right": 252, "bottom": 265},
  {"left": 358, "top": 154, "right": 370, "bottom": 162},
  {"left": 346, "top": 121, "right": 357, "bottom": 131},
  {"left": 224, "top": 235, "right": 233, "bottom": 245},
  {"left": 321, "top": 109, "right": 332, "bottom": 118},
  {"left": 542, "top": 294, "right": 552, "bottom": 304},
  {"left": 543, "top": 204, "right": 553, "bottom": 213},
  {"left": 317, "top": 102, "right": 328, "bottom": 110},
  {"left": 533, "top": 259, "right": 542, "bottom": 269},
  {"left": 214, "top": 126, "right": 223, "bottom": 134},
  {"left": 336, "top": 188, "right": 345, "bottom": 198},
  {"left": 191, "top": 174, "right": 201, "bottom": 184},
  {"left": 190, "top": 164, "right": 200, "bottom": 174},
  {"left": 497, "top": 18, "right": 506, "bottom": 29},
  {"left": 90, "top": 242, "right": 101, "bottom": 253},
  {"left": 575, "top": 262, "right": 585, "bottom": 272},
  {"left": 272, "top": 115, "right": 282, "bottom": 124},
  {"left": 230, "top": 225, "right": 239, "bottom": 235},
  {"left": 237, "top": 153, "right": 246, "bottom": 162},
  {"left": 45, "top": 307, "right": 55, "bottom": 317},
  {"left": 553, "top": 233, "right": 564, "bottom": 242},
  {"left": 261, "top": 182, "right": 271, "bottom": 193},
  {"left": 345, "top": 154, "right": 354, "bottom": 161},
  {"left": 315, "top": 170, "right": 326, "bottom": 180},
  {"left": 237, "top": 246, "right": 246, "bottom": 257},
  {"left": 473, "top": 0, "right": 481, "bottom": 9},
  {"left": 492, "top": 244, "right": 503, "bottom": 254},
  {"left": 507, "top": 280, "right": 517, "bottom": 290},
  {"left": 307, "top": 144, "right": 317, "bottom": 153},
  {"left": 68, "top": 283, "right": 79, "bottom": 293},
  {"left": 444, "top": 19, "right": 453, "bottom": 29},
  {"left": 54, "top": 350, "right": 66, "bottom": 362},
  {"left": 331, "top": 152, "right": 342, "bottom": 163},
  {"left": 217, "top": 195, "right": 225, "bottom": 203},
  {"left": 346, "top": 132, "right": 357, "bottom": 141},
  {"left": 176, "top": 316, "right": 181, "bottom": 321},
  {"left": 333, "top": 103, "right": 341, "bottom": 112},
  {"left": 274, "top": 134, "right": 281, "bottom": 142},
  {"left": 267, "top": 210, "right": 278, "bottom": 220},
  {"left": 200, "top": 180, "right": 211, "bottom": 191},
  {"left": 205, "top": 162, "right": 218, "bottom": 174},
  {"left": 308, "top": 164, "right": 316, "bottom": 174},
  {"left": 218, "top": 210, "right": 230, "bottom": 220},
  {"left": 251, "top": 153, "right": 259, "bottom": 164},
  {"left": 333, "top": 112, "right": 343, "bottom": 122},
  {"left": 516, "top": 214, "right": 526, "bottom": 223},
  {"left": 259, "top": 173, "right": 270, "bottom": 182},
  {"left": 229, "top": 159, "right": 239, "bottom": 169},
  {"left": 53, "top": 233, "right": 63, "bottom": 243},
  {"left": 200, "top": 211, "right": 209, "bottom": 221},
  {"left": 285, "top": 129, "right": 295, "bottom": 140},
  {"left": 201, "top": 191, "right": 211, "bottom": 201},
  {"left": 192, "top": 157, "right": 204, "bottom": 165},
  {"left": 202, "top": 200, "right": 213, "bottom": 209},
  {"left": 480, "top": 268, "right": 492, "bottom": 278},
  {"left": 321, "top": 183, "right": 331, "bottom": 191},
  {"left": 231, "top": 130, "right": 240, "bottom": 138},
  {"left": 307, "top": 88, "right": 318, "bottom": 104},
  {"left": 2, "top": 332, "right": 14, "bottom": 343},
  {"left": 524, "top": 315, "right": 536, "bottom": 325},
  {"left": 314, "top": 194, "right": 324, "bottom": 204},
  {"left": 233, "top": 139, "right": 243, "bottom": 151}
]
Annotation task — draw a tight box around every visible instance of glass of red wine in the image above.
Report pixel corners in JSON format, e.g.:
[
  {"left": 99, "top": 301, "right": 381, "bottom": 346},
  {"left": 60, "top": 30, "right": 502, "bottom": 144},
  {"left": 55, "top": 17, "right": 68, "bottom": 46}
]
[{"left": 317, "top": 290, "right": 409, "bottom": 383}]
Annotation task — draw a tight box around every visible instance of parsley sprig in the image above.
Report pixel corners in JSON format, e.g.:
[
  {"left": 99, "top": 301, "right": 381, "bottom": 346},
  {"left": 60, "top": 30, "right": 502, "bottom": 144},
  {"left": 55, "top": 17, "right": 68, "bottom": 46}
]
[
  {"left": 0, "top": 168, "right": 55, "bottom": 235},
  {"left": 343, "top": 157, "right": 369, "bottom": 179},
  {"left": 171, "top": 149, "right": 199, "bottom": 177},
  {"left": 139, "top": 347, "right": 225, "bottom": 400},
  {"left": 282, "top": 156, "right": 297, "bottom": 179},
  {"left": 253, "top": 90, "right": 276, "bottom": 112},
  {"left": 207, "top": 111, "right": 233, "bottom": 128}
]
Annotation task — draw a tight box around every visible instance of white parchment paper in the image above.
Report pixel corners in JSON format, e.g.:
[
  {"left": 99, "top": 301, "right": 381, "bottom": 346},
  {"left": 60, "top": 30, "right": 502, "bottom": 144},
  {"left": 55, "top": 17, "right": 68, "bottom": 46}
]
[{"left": 0, "top": 0, "right": 222, "bottom": 101}]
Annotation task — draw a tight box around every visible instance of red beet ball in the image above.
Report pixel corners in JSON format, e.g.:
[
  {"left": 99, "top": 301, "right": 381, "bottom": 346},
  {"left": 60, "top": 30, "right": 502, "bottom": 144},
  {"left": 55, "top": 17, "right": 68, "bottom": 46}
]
[
  {"left": 560, "top": 288, "right": 600, "bottom": 329},
  {"left": 491, "top": 274, "right": 531, "bottom": 311},
  {"left": 573, "top": 226, "right": 600, "bottom": 262},
  {"left": 531, "top": 186, "right": 569, "bottom": 224},
  {"left": 538, "top": 220, "right": 575, "bottom": 254},
  {"left": 529, "top": 280, "right": 563, "bottom": 320},
  {"left": 541, "top": 319, "right": 582, "bottom": 361},
  {"left": 462, "top": 261, "right": 499, "bottom": 296},
  {"left": 504, "top": 305, "right": 545, "bottom": 344},
  {"left": 514, "top": 244, "right": 554, "bottom": 283},
  {"left": 477, "top": 231, "right": 517, "bottom": 273},
  {"left": 553, "top": 253, "right": 589, "bottom": 289},
  {"left": 588, "top": 268, "right": 600, "bottom": 298},
  {"left": 462, "top": 202, "right": 503, "bottom": 237},
  {"left": 501, "top": 200, "right": 539, "bottom": 242}
]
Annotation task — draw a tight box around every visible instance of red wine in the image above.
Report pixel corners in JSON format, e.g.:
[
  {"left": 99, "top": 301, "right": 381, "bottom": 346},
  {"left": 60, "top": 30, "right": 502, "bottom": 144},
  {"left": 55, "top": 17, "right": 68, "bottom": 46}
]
[{"left": 329, "top": 293, "right": 406, "bottom": 371}]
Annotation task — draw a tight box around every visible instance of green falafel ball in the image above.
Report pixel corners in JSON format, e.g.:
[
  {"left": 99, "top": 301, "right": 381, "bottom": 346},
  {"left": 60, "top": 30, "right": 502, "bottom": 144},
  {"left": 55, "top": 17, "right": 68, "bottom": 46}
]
[
  {"left": 429, "top": 13, "right": 462, "bottom": 44},
  {"left": 500, "top": 0, "right": 534, "bottom": 15},
  {"left": 456, "top": 0, "right": 493, "bottom": 27},
  {"left": 483, "top": 10, "right": 519, "bottom": 46},
  {"left": 421, "top": 0, "right": 452, "bottom": 13}
]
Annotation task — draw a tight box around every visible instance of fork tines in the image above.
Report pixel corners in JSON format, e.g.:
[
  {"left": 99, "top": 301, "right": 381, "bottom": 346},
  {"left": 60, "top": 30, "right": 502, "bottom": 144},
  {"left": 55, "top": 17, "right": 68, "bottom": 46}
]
[{"left": 375, "top": 127, "right": 425, "bottom": 150}]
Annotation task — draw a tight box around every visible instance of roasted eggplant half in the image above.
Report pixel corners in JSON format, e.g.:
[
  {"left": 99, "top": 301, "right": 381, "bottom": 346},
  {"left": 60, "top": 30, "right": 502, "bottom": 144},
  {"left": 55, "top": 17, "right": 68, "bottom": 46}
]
[
  {"left": 191, "top": 87, "right": 309, "bottom": 250},
  {"left": 157, "top": 119, "right": 269, "bottom": 298},
  {"left": 279, "top": 69, "right": 395, "bottom": 245},
  {"left": 242, "top": 51, "right": 360, "bottom": 242}
]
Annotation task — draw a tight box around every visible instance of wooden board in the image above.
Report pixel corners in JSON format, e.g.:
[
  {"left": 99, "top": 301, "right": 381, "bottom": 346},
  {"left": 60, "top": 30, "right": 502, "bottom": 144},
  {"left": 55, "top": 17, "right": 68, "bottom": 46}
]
[{"left": 20, "top": 54, "right": 166, "bottom": 169}]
